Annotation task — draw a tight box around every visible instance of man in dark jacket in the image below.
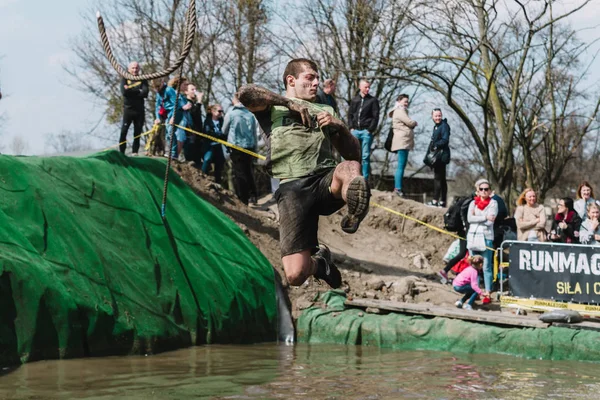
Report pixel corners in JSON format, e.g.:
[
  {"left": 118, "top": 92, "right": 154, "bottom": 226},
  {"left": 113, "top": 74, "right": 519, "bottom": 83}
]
[
  {"left": 119, "top": 61, "right": 149, "bottom": 155},
  {"left": 348, "top": 79, "right": 380, "bottom": 180}
]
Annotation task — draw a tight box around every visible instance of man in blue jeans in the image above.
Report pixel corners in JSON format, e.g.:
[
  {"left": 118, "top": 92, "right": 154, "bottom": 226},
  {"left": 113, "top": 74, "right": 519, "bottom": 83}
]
[{"left": 348, "top": 79, "right": 380, "bottom": 180}]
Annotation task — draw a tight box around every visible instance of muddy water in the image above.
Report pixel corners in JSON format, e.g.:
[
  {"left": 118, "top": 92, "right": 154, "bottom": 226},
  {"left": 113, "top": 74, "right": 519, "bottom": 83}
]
[{"left": 1, "top": 344, "right": 599, "bottom": 399}]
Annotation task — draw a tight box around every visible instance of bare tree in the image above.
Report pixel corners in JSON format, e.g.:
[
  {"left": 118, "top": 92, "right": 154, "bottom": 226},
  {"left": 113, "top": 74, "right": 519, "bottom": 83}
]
[
  {"left": 67, "top": 0, "right": 275, "bottom": 127},
  {"left": 9, "top": 137, "right": 27, "bottom": 156},
  {"left": 397, "top": 0, "right": 597, "bottom": 205},
  {"left": 45, "top": 131, "right": 92, "bottom": 154}
]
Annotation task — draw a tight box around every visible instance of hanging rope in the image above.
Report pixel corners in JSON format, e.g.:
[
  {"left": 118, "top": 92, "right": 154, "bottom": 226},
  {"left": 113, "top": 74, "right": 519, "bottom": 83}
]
[
  {"left": 97, "top": 0, "right": 196, "bottom": 219},
  {"left": 161, "top": 65, "right": 185, "bottom": 219},
  {"left": 96, "top": 0, "right": 197, "bottom": 82}
]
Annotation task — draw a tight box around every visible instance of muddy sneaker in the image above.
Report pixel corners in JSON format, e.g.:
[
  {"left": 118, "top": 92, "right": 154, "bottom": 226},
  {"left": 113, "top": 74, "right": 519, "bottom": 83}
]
[
  {"left": 455, "top": 300, "right": 463, "bottom": 308},
  {"left": 313, "top": 245, "right": 342, "bottom": 289},
  {"left": 340, "top": 176, "right": 371, "bottom": 234},
  {"left": 463, "top": 304, "right": 473, "bottom": 311},
  {"left": 438, "top": 270, "right": 449, "bottom": 285}
]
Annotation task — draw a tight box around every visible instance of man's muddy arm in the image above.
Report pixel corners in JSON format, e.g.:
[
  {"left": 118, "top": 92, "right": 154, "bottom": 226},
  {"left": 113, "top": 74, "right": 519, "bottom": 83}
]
[
  {"left": 238, "top": 84, "right": 290, "bottom": 112},
  {"left": 330, "top": 118, "right": 360, "bottom": 161},
  {"left": 238, "top": 84, "right": 311, "bottom": 126}
]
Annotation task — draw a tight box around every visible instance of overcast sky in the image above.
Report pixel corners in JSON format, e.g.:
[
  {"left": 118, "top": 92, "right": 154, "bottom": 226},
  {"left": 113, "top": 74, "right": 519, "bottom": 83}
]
[{"left": 0, "top": 0, "right": 599, "bottom": 155}]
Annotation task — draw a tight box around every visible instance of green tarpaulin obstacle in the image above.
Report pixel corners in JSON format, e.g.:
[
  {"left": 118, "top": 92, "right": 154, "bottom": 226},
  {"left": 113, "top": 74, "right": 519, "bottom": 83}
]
[
  {"left": 0, "top": 151, "right": 277, "bottom": 365},
  {"left": 298, "top": 291, "right": 600, "bottom": 362}
]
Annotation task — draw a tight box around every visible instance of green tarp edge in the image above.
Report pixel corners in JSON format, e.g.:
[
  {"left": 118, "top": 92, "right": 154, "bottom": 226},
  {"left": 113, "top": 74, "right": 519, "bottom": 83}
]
[
  {"left": 298, "top": 291, "right": 600, "bottom": 362},
  {"left": 0, "top": 151, "right": 277, "bottom": 365}
]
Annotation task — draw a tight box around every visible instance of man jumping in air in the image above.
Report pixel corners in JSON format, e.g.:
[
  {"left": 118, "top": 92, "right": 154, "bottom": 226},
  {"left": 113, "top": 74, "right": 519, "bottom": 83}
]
[{"left": 238, "top": 58, "right": 370, "bottom": 289}]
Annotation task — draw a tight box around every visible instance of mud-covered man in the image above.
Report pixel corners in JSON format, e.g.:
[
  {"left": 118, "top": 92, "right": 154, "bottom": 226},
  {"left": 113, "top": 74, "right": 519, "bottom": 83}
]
[{"left": 238, "top": 58, "right": 370, "bottom": 289}]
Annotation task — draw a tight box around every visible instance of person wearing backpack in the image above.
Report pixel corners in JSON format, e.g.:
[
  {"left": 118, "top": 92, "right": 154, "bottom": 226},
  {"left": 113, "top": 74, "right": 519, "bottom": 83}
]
[{"left": 438, "top": 195, "right": 473, "bottom": 284}]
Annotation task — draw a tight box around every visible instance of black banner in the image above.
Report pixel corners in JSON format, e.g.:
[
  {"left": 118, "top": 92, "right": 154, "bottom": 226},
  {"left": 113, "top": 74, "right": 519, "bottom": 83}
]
[{"left": 509, "top": 242, "right": 600, "bottom": 303}]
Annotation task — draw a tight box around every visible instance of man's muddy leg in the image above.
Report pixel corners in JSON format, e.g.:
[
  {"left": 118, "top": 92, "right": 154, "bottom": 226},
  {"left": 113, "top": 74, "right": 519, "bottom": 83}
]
[
  {"left": 281, "top": 250, "right": 316, "bottom": 286},
  {"left": 331, "top": 160, "right": 371, "bottom": 234}
]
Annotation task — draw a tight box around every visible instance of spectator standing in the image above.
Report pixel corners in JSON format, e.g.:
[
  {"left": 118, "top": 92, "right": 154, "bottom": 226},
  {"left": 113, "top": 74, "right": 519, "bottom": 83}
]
[
  {"left": 223, "top": 95, "right": 258, "bottom": 205},
  {"left": 579, "top": 203, "right": 600, "bottom": 245},
  {"left": 466, "top": 178, "right": 498, "bottom": 294},
  {"left": 149, "top": 78, "right": 174, "bottom": 156},
  {"left": 348, "top": 79, "right": 380, "bottom": 180},
  {"left": 182, "top": 83, "right": 203, "bottom": 166},
  {"left": 427, "top": 108, "right": 451, "bottom": 207},
  {"left": 549, "top": 197, "right": 581, "bottom": 243},
  {"left": 202, "top": 104, "right": 226, "bottom": 184},
  {"left": 316, "top": 79, "right": 339, "bottom": 114},
  {"left": 574, "top": 181, "right": 596, "bottom": 221},
  {"left": 166, "top": 79, "right": 191, "bottom": 160},
  {"left": 514, "top": 188, "right": 547, "bottom": 242},
  {"left": 119, "top": 61, "right": 149, "bottom": 155},
  {"left": 453, "top": 255, "right": 489, "bottom": 310},
  {"left": 389, "top": 94, "right": 417, "bottom": 197}
]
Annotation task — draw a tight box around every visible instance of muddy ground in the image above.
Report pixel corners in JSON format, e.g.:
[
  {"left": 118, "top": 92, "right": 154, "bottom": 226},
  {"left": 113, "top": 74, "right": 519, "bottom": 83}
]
[{"left": 173, "top": 162, "right": 473, "bottom": 320}]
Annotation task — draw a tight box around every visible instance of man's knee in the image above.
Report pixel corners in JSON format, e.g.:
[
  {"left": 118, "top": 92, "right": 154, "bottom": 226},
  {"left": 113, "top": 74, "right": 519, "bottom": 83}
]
[{"left": 282, "top": 252, "right": 312, "bottom": 286}]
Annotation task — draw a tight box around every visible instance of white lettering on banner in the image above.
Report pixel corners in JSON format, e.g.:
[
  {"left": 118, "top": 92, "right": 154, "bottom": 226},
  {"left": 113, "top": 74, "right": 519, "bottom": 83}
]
[
  {"left": 545, "top": 251, "right": 558, "bottom": 272},
  {"left": 592, "top": 254, "right": 600, "bottom": 275},
  {"left": 519, "top": 250, "right": 531, "bottom": 270},
  {"left": 558, "top": 252, "right": 576, "bottom": 273},
  {"left": 576, "top": 253, "right": 591, "bottom": 275},
  {"left": 532, "top": 250, "right": 544, "bottom": 271},
  {"left": 515, "top": 249, "right": 600, "bottom": 275}
]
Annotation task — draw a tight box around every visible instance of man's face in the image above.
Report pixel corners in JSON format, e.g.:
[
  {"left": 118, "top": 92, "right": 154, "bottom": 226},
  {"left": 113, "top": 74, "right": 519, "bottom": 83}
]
[
  {"left": 432, "top": 110, "right": 443, "bottom": 124},
  {"left": 289, "top": 67, "right": 319, "bottom": 101},
  {"left": 128, "top": 62, "right": 140, "bottom": 75},
  {"left": 359, "top": 81, "right": 370, "bottom": 96}
]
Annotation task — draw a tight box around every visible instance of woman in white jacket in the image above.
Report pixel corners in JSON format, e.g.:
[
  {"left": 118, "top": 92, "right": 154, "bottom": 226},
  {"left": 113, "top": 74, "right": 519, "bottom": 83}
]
[{"left": 467, "top": 178, "right": 498, "bottom": 293}]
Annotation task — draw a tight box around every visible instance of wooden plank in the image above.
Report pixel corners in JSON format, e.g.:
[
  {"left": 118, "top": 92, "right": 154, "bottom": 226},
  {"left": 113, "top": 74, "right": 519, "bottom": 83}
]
[{"left": 345, "top": 298, "right": 549, "bottom": 329}]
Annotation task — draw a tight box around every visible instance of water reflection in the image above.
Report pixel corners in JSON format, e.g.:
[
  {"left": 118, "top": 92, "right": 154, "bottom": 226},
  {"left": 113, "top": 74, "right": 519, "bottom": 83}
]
[{"left": 0, "top": 344, "right": 599, "bottom": 399}]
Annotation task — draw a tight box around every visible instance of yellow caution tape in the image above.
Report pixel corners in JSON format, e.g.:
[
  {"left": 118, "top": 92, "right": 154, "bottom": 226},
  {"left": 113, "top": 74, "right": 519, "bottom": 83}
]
[
  {"left": 173, "top": 124, "right": 266, "bottom": 161},
  {"left": 101, "top": 125, "right": 158, "bottom": 153}
]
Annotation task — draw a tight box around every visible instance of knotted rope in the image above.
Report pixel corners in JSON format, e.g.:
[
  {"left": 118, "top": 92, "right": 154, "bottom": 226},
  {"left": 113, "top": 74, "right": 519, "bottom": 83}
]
[{"left": 96, "top": 0, "right": 196, "bottom": 82}]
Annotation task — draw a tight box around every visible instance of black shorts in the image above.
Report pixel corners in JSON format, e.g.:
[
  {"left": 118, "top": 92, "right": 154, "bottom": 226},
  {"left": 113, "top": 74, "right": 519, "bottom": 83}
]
[{"left": 275, "top": 168, "right": 345, "bottom": 257}]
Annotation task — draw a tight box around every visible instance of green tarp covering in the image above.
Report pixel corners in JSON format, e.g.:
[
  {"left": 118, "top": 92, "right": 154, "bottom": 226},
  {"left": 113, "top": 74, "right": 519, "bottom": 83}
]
[
  {"left": 298, "top": 291, "right": 600, "bottom": 362},
  {"left": 0, "top": 151, "right": 277, "bottom": 365}
]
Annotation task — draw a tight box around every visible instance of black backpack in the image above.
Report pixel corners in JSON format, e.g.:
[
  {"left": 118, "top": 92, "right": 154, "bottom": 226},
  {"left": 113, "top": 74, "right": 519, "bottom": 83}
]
[{"left": 444, "top": 196, "right": 473, "bottom": 232}]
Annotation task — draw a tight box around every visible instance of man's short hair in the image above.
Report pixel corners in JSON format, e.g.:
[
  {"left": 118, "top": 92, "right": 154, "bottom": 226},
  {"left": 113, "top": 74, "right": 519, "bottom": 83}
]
[
  {"left": 397, "top": 93, "right": 409, "bottom": 102},
  {"left": 282, "top": 58, "right": 319, "bottom": 88},
  {"left": 359, "top": 79, "right": 370, "bottom": 86},
  {"left": 323, "top": 79, "right": 335, "bottom": 88}
]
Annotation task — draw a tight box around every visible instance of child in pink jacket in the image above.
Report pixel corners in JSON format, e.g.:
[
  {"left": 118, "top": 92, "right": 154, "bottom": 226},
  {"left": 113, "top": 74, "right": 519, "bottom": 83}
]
[{"left": 453, "top": 255, "right": 489, "bottom": 310}]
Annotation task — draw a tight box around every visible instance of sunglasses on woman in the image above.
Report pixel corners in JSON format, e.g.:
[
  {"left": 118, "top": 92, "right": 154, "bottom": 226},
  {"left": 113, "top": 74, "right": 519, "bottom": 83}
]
[{"left": 479, "top": 187, "right": 490, "bottom": 192}]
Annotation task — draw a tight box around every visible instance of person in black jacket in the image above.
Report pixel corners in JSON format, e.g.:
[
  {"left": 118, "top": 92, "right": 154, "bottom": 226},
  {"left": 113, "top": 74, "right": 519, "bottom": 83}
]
[
  {"left": 427, "top": 108, "right": 451, "bottom": 207},
  {"left": 119, "top": 61, "right": 149, "bottom": 155},
  {"left": 182, "top": 83, "right": 203, "bottom": 166},
  {"left": 348, "top": 79, "right": 380, "bottom": 180},
  {"left": 202, "top": 104, "right": 226, "bottom": 184},
  {"left": 550, "top": 197, "right": 582, "bottom": 243}
]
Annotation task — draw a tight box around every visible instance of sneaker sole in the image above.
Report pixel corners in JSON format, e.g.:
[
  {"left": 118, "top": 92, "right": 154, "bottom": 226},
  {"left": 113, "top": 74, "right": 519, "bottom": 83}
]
[{"left": 341, "top": 177, "right": 371, "bottom": 234}]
